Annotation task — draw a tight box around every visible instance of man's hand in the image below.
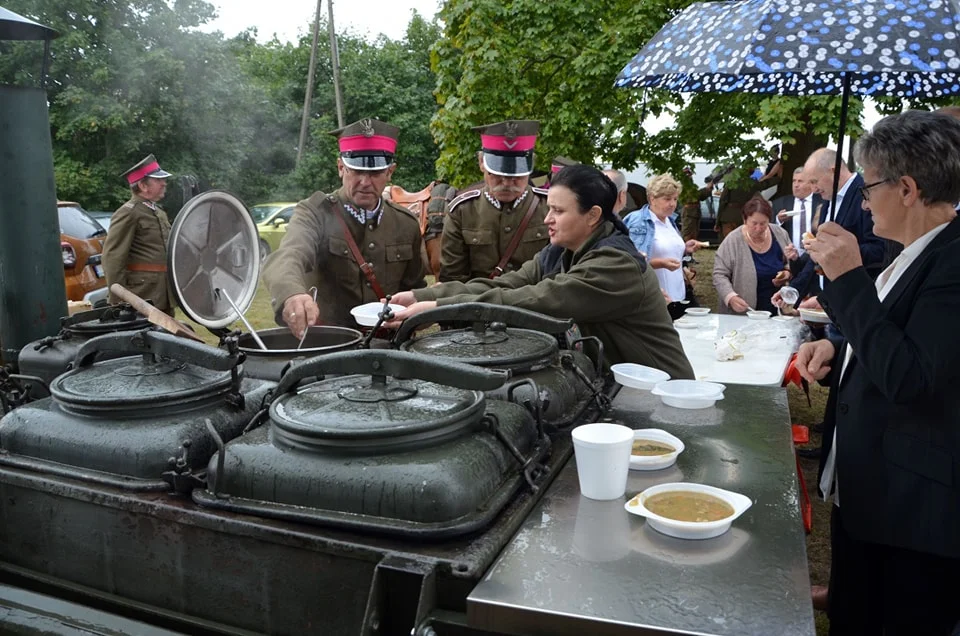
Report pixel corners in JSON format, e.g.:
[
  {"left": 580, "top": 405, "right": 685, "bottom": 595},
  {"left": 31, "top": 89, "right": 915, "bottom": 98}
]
[
  {"left": 387, "top": 291, "right": 417, "bottom": 307},
  {"left": 804, "top": 222, "right": 862, "bottom": 280},
  {"left": 651, "top": 257, "right": 682, "bottom": 271},
  {"left": 777, "top": 210, "right": 791, "bottom": 224},
  {"left": 784, "top": 243, "right": 799, "bottom": 261},
  {"left": 728, "top": 295, "right": 751, "bottom": 313},
  {"left": 799, "top": 296, "right": 822, "bottom": 311},
  {"left": 773, "top": 270, "right": 792, "bottom": 287},
  {"left": 383, "top": 300, "right": 437, "bottom": 328},
  {"left": 796, "top": 339, "right": 836, "bottom": 382},
  {"left": 282, "top": 293, "right": 320, "bottom": 339},
  {"left": 684, "top": 239, "right": 701, "bottom": 254}
]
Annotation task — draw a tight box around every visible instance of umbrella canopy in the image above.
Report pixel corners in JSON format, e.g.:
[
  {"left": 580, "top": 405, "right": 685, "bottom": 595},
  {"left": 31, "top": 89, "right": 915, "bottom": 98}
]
[
  {"left": 0, "top": 7, "right": 58, "bottom": 41},
  {"left": 616, "top": 0, "right": 960, "bottom": 96}
]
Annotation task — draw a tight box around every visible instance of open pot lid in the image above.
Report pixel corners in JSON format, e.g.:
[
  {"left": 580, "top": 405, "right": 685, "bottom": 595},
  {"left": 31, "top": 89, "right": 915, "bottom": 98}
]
[
  {"left": 270, "top": 374, "right": 486, "bottom": 452},
  {"left": 64, "top": 304, "right": 150, "bottom": 336},
  {"left": 399, "top": 324, "right": 559, "bottom": 372},
  {"left": 168, "top": 190, "right": 260, "bottom": 329}
]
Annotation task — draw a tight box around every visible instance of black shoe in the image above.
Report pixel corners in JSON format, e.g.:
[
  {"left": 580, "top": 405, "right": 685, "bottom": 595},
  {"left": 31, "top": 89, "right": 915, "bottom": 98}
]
[{"left": 797, "top": 447, "right": 821, "bottom": 459}]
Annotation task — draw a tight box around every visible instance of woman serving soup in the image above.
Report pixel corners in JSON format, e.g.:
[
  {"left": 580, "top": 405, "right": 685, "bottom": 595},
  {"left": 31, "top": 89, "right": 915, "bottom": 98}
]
[
  {"left": 386, "top": 165, "right": 694, "bottom": 380},
  {"left": 713, "top": 196, "right": 799, "bottom": 314}
]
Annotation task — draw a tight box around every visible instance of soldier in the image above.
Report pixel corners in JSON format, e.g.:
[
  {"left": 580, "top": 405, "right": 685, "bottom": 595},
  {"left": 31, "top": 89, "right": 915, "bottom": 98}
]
[
  {"left": 262, "top": 118, "right": 425, "bottom": 335},
  {"left": 102, "top": 154, "right": 175, "bottom": 315},
  {"left": 439, "top": 120, "right": 550, "bottom": 282}
]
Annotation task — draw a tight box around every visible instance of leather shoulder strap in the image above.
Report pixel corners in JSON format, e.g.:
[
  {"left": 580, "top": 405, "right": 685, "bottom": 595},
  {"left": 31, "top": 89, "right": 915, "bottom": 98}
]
[
  {"left": 490, "top": 192, "right": 541, "bottom": 278},
  {"left": 331, "top": 202, "right": 386, "bottom": 299}
]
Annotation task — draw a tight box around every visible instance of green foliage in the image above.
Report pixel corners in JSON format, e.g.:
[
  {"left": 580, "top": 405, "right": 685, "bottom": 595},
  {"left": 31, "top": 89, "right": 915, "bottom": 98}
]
[{"left": 0, "top": 1, "right": 441, "bottom": 210}]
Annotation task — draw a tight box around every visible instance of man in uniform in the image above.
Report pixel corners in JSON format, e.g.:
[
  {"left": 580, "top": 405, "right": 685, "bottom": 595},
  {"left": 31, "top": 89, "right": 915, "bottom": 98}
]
[
  {"left": 102, "top": 154, "right": 175, "bottom": 315},
  {"left": 263, "top": 118, "right": 425, "bottom": 335},
  {"left": 439, "top": 120, "right": 550, "bottom": 282},
  {"left": 679, "top": 167, "right": 715, "bottom": 242}
]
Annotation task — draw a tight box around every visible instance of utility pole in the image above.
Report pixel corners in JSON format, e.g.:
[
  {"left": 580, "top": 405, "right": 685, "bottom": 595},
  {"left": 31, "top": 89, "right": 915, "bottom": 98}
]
[
  {"left": 297, "top": 0, "right": 323, "bottom": 166},
  {"left": 328, "top": 0, "right": 345, "bottom": 128}
]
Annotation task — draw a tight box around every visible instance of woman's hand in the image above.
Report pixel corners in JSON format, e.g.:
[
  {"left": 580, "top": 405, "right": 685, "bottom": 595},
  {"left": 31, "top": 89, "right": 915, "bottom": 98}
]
[
  {"left": 387, "top": 291, "right": 417, "bottom": 307},
  {"left": 650, "top": 257, "right": 682, "bottom": 271},
  {"left": 796, "top": 339, "right": 836, "bottom": 382},
  {"left": 728, "top": 295, "right": 751, "bottom": 313},
  {"left": 660, "top": 288, "right": 672, "bottom": 302},
  {"left": 684, "top": 239, "right": 701, "bottom": 255},
  {"left": 772, "top": 270, "right": 792, "bottom": 287},
  {"left": 383, "top": 301, "right": 437, "bottom": 329},
  {"left": 783, "top": 243, "right": 799, "bottom": 262}
]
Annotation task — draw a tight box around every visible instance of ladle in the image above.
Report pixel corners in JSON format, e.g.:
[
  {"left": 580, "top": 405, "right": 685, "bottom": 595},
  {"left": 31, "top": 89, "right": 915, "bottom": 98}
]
[
  {"left": 216, "top": 288, "right": 267, "bottom": 350},
  {"left": 296, "top": 286, "right": 319, "bottom": 351}
]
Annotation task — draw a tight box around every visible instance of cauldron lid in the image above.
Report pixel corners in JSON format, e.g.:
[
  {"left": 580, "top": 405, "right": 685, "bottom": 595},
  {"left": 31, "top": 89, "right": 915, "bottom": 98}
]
[
  {"left": 168, "top": 190, "right": 260, "bottom": 330},
  {"left": 51, "top": 356, "right": 233, "bottom": 416},
  {"left": 64, "top": 304, "right": 151, "bottom": 335},
  {"left": 399, "top": 325, "right": 558, "bottom": 372},
  {"left": 270, "top": 374, "right": 485, "bottom": 451}
]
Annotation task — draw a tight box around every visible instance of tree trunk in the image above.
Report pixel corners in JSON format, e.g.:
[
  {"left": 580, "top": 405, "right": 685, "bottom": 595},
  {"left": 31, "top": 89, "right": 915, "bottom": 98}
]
[{"left": 774, "top": 110, "right": 829, "bottom": 199}]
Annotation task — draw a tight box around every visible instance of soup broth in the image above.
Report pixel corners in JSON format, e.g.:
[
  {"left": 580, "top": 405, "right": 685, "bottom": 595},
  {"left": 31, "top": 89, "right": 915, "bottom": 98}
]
[
  {"left": 644, "top": 491, "right": 734, "bottom": 522},
  {"left": 631, "top": 439, "right": 675, "bottom": 456}
]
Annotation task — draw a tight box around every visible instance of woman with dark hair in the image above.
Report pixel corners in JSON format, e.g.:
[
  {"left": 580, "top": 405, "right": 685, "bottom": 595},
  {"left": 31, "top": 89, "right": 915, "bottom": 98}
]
[
  {"left": 713, "top": 196, "right": 798, "bottom": 314},
  {"left": 387, "top": 165, "right": 694, "bottom": 379}
]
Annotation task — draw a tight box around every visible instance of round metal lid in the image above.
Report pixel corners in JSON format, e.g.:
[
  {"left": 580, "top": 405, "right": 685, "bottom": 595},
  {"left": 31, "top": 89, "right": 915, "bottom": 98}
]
[
  {"left": 168, "top": 190, "right": 260, "bottom": 329},
  {"left": 65, "top": 305, "right": 151, "bottom": 336},
  {"left": 51, "top": 356, "right": 234, "bottom": 416},
  {"left": 270, "top": 374, "right": 486, "bottom": 452},
  {"left": 399, "top": 325, "right": 559, "bottom": 372}
]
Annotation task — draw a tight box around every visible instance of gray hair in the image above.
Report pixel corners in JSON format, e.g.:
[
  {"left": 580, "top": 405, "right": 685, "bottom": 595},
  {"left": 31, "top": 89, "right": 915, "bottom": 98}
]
[
  {"left": 809, "top": 148, "right": 847, "bottom": 171},
  {"left": 793, "top": 167, "right": 804, "bottom": 175},
  {"left": 603, "top": 169, "right": 628, "bottom": 193},
  {"left": 854, "top": 110, "right": 960, "bottom": 205}
]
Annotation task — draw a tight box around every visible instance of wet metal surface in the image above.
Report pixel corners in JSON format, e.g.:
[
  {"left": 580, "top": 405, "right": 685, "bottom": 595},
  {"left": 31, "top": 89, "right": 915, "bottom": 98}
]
[{"left": 468, "top": 385, "right": 815, "bottom": 636}]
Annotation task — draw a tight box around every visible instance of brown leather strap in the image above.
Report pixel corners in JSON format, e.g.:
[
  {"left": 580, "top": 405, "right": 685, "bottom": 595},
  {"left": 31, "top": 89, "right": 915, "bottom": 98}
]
[
  {"left": 490, "top": 193, "right": 540, "bottom": 278},
  {"left": 333, "top": 204, "right": 386, "bottom": 299},
  {"left": 126, "top": 263, "right": 168, "bottom": 273}
]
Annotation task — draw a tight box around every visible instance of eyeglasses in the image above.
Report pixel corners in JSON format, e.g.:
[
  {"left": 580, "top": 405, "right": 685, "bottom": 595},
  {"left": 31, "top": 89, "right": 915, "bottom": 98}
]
[{"left": 860, "top": 180, "right": 890, "bottom": 201}]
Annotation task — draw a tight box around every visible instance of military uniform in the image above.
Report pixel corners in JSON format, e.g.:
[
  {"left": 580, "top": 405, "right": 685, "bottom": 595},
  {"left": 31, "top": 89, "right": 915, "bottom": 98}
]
[
  {"left": 439, "top": 186, "right": 550, "bottom": 282},
  {"left": 263, "top": 188, "right": 425, "bottom": 328},
  {"left": 102, "top": 155, "right": 174, "bottom": 314}
]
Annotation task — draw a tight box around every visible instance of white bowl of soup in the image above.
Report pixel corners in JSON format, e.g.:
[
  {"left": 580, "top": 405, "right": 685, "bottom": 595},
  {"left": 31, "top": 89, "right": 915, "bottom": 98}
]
[
  {"left": 629, "top": 429, "right": 685, "bottom": 471},
  {"left": 350, "top": 302, "right": 405, "bottom": 327},
  {"left": 624, "top": 482, "right": 752, "bottom": 540}
]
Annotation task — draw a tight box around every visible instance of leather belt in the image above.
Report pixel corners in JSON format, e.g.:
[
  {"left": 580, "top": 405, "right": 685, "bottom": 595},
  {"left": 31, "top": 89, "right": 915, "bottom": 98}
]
[
  {"left": 126, "top": 263, "right": 168, "bottom": 273},
  {"left": 490, "top": 193, "right": 540, "bottom": 278}
]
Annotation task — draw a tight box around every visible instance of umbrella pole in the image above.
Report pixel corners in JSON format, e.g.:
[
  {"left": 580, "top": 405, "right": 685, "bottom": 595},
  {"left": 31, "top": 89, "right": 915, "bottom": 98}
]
[{"left": 829, "top": 73, "right": 852, "bottom": 223}]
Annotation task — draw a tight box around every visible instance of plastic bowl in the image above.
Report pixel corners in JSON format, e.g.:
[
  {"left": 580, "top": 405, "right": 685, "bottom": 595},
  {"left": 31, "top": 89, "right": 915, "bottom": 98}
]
[
  {"left": 651, "top": 380, "right": 725, "bottom": 409},
  {"left": 673, "top": 318, "right": 699, "bottom": 329},
  {"left": 611, "top": 363, "right": 670, "bottom": 390},
  {"left": 629, "top": 429, "right": 685, "bottom": 471},
  {"left": 349, "top": 302, "right": 405, "bottom": 327},
  {"left": 684, "top": 307, "right": 711, "bottom": 317},
  {"left": 624, "top": 482, "right": 753, "bottom": 540},
  {"left": 746, "top": 310, "right": 771, "bottom": 320}
]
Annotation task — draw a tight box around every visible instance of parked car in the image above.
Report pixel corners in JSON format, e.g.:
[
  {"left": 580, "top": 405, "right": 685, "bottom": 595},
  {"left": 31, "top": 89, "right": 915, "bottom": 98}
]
[
  {"left": 86, "top": 210, "right": 114, "bottom": 232},
  {"left": 251, "top": 202, "right": 297, "bottom": 262},
  {"left": 58, "top": 201, "right": 108, "bottom": 305}
]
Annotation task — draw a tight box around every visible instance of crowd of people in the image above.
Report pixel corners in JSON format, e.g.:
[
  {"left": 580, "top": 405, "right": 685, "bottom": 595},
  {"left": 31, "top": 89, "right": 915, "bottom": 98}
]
[{"left": 101, "top": 108, "right": 960, "bottom": 635}]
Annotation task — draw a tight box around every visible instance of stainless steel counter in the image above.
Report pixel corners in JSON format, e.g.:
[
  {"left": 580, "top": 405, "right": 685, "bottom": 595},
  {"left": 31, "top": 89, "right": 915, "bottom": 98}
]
[{"left": 467, "top": 385, "right": 815, "bottom": 636}]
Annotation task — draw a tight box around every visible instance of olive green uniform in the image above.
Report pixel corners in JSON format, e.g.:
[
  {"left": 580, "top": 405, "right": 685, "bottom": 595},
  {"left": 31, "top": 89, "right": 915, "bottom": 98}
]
[
  {"left": 101, "top": 195, "right": 174, "bottom": 314},
  {"left": 439, "top": 186, "right": 550, "bottom": 283},
  {"left": 416, "top": 222, "right": 694, "bottom": 379},
  {"left": 680, "top": 185, "right": 713, "bottom": 242},
  {"left": 262, "top": 188, "right": 426, "bottom": 328}
]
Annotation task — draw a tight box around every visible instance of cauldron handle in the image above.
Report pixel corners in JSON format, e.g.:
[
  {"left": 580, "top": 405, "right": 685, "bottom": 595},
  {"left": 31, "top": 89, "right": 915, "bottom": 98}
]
[
  {"left": 273, "top": 349, "right": 510, "bottom": 396},
  {"left": 392, "top": 302, "right": 573, "bottom": 345},
  {"left": 72, "top": 330, "right": 239, "bottom": 371}
]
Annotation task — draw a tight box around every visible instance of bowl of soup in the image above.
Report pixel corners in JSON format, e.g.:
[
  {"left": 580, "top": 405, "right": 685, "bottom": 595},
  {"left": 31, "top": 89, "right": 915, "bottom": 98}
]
[
  {"left": 629, "top": 428, "right": 684, "bottom": 471},
  {"left": 624, "top": 482, "right": 752, "bottom": 540}
]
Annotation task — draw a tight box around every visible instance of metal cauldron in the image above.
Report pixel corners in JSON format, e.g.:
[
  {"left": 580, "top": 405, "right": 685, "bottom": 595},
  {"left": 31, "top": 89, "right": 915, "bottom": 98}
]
[{"left": 235, "top": 326, "right": 362, "bottom": 381}]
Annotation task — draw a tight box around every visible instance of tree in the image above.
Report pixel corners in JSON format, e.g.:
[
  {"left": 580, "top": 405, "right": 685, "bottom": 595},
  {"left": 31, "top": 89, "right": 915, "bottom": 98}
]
[{"left": 431, "top": 0, "right": 953, "bottom": 196}]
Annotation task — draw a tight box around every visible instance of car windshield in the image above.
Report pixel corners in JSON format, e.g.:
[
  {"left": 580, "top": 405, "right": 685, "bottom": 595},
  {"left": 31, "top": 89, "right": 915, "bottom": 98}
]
[
  {"left": 251, "top": 205, "right": 285, "bottom": 223},
  {"left": 59, "top": 205, "right": 106, "bottom": 239}
]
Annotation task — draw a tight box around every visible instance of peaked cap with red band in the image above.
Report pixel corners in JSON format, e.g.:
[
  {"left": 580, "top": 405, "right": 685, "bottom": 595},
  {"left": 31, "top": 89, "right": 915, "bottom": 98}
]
[
  {"left": 328, "top": 118, "right": 399, "bottom": 171},
  {"left": 550, "top": 155, "right": 579, "bottom": 174},
  {"left": 472, "top": 119, "right": 539, "bottom": 177},
  {"left": 122, "top": 154, "right": 172, "bottom": 185}
]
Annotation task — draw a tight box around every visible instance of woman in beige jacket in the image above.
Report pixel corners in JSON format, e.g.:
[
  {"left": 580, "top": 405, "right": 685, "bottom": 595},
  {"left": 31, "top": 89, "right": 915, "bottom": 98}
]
[{"left": 713, "top": 196, "right": 799, "bottom": 314}]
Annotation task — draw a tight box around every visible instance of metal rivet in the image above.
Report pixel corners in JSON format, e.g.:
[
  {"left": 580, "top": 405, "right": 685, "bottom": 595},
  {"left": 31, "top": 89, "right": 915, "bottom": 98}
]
[
  {"left": 537, "top": 233, "right": 542, "bottom": 238},
  {"left": 396, "top": 253, "right": 401, "bottom": 258},
  {"left": 504, "top": 226, "right": 512, "bottom": 232},
  {"left": 472, "top": 238, "right": 478, "bottom": 243},
  {"left": 368, "top": 242, "right": 375, "bottom": 249},
  {"left": 343, "top": 249, "right": 348, "bottom": 255},
  {"left": 368, "top": 225, "right": 374, "bottom": 230}
]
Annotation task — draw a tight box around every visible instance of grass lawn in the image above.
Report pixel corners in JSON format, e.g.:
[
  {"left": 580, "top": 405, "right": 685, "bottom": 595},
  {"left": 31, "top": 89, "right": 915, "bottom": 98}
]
[{"left": 182, "top": 252, "right": 830, "bottom": 633}]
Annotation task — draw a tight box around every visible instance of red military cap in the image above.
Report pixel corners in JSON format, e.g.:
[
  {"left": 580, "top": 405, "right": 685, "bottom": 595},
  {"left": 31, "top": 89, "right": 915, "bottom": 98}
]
[
  {"left": 472, "top": 120, "right": 539, "bottom": 177},
  {"left": 328, "top": 118, "right": 400, "bottom": 171},
  {"left": 121, "top": 154, "right": 172, "bottom": 185}
]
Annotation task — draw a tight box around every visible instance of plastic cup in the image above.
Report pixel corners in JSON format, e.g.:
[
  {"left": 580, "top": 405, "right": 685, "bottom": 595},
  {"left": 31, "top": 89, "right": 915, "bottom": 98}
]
[{"left": 571, "top": 423, "right": 634, "bottom": 500}]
